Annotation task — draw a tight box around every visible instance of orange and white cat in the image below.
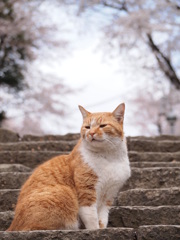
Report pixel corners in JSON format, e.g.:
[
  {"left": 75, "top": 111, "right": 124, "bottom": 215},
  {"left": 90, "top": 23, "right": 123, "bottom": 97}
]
[{"left": 7, "top": 103, "right": 131, "bottom": 231}]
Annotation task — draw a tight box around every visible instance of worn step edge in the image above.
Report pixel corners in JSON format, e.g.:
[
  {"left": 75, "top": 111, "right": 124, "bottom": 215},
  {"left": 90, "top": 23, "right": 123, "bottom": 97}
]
[
  {"left": 0, "top": 140, "right": 180, "bottom": 152},
  {"left": 129, "top": 151, "right": 180, "bottom": 163},
  {"left": 0, "top": 151, "right": 180, "bottom": 169},
  {"left": 0, "top": 141, "right": 77, "bottom": 152},
  {"left": 1, "top": 167, "right": 180, "bottom": 190},
  {"left": 117, "top": 187, "right": 180, "bottom": 206},
  {"left": 137, "top": 225, "right": 180, "bottom": 240},
  {"left": 0, "top": 151, "right": 180, "bottom": 170},
  {"left": 1, "top": 187, "right": 180, "bottom": 212},
  {"left": 127, "top": 139, "right": 180, "bottom": 152},
  {"left": 0, "top": 225, "right": 180, "bottom": 240},
  {"left": 0, "top": 164, "right": 31, "bottom": 173},
  {"left": 1, "top": 206, "right": 180, "bottom": 231},
  {"left": 130, "top": 162, "right": 180, "bottom": 168},
  {"left": 0, "top": 228, "right": 135, "bottom": 240},
  {"left": 109, "top": 206, "right": 180, "bottom": 228}
]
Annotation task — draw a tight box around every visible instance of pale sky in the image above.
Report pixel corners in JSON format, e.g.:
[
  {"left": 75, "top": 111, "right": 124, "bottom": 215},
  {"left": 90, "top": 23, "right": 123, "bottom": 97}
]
[{"left": 30, "top": 2, "right": 157, "bottom": 136}]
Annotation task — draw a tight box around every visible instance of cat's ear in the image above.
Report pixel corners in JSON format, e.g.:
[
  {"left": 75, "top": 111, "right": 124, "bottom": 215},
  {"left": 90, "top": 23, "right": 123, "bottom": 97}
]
[
  {"left": 78, "top": 105, "right": 91, "bottom": 119},
  {"left": 112, "top": 103, "right": 125, "bottom": 123}
]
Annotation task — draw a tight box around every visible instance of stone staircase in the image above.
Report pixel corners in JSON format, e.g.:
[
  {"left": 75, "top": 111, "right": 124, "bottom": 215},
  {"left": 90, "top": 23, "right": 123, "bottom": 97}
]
[{"left": 0, "top": 129, "right": 180, "bottom": 240}]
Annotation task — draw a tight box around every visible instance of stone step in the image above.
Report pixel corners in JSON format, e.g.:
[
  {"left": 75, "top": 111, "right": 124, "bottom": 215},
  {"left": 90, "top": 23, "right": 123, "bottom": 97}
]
[
  {"left": 137, "top": 225, "right": 180, "bottom": 240},
  {"left": 1, "top": 128, "right": 180, "bottom": 143},
  {"left": 0, "top": 190, "right": 19, "bottom": 212},
  {"left": 0, "top": 167, "right": 179, "bottom": 190},
  {"left": 1, "top": 206, "right": 180, "bottom": 231},
  {"left": 117, "top": 188, "right": 180, "bottom": 206},
  {"left": 129, "top": 151, "right": 180, "bottom": 162},
  {"left": 130, "top": 162, "right": 180, "bottom": 168},
  {"left": 127, "top": 139, "right": 180, "bottom": 152},
  {"left": 109, "top": 206, "right": 180, "bottom": 228},
  {"left": 21, "top": 133, "right": 80, "bottom": 142},
  {"left": 0, "top": 129, "right": 20, "bottom": 143},
  {"left": 0, "top": 227, "right": 135, "bottom": 240},
  {"left": 0, "top": 226, "right": 179, "bottom": 240},
  {"left": 0, "top": 141, "right": 77, "bottom": 152},
  {"left": 0, "top": 164, "right": 31, "bottom": 173},
  {"left": 0, "top": 172, "right": 29, "bottom": 189},
  {"left": 1, "top": 187, "right": 180, "bottom": 212},
  {"left": 0, "top": 139, "right": 180, "bottom": 153},
  {"left": 1, "top": 151, "right": 180, "bottom": 169},
  {"left": 1, "top": 161, "right": 179, "bottom": 171},
  {"left": 0, "top": 151, "right": 66, "bottom": 168},
  {"left": 123, "top": 167, "right": 180, "bottom": 190},
  {"left": 130, "top": 135, "right": 180, "bottom": 141},
  {"left": 0, "top": 226, "right": 180, "bottom": 240}
]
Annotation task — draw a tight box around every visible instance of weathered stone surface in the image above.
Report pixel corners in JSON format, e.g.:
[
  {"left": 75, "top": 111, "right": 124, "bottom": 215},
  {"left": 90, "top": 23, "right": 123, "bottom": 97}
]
[
  {"left": 1, "top": 151, "right": 180, "bottom": 169},
  {"left": 1, "top": 167, "right": 180, "bottom": 190},
  {"left": 1, "top": 139, "right": 179, "bottom": 153},
  {"left": 123, "top": 167, "right": 180, "bottom": 190},
  {"left": 117, "top": 188, "right": 180, "bottom": 206},
  {"left": 0, "top": 140, "right": 77, "bottom": 152},
  {"left": 2, "top": 206, "right": 180, "bottom": 231},
  {"left": 22, "top": 133, "right": 80, "bottom": 142},
  {"left": 0, "top": 172, "right": 29, "bottom": 189},
  {"left": 0, "top": 226, "right": 134, "bottom": 239},
  {"left": 137, "top": 225, "right": 180, "bottom": 240},
  {"left": 0, "top": 190, "right": 19, "bottom": 211},
  {"left": 0, "top": 164, "right": 31, "bottom": 173},
  {"left": 0, "top": 129, "right": 20, "bottom": 143},
  {"left": 128, "top": 135, "right": 180, "bottom": 141},
  {"left": 129, "top": 151, "right": 180, "bottom": 162},
  {"left": 0, "top": 211, "right": 14, "bottom": 231},
  {"left": 0, "top": 226, "right": 179, "bottom": 240},
  {"left": 1, "top": 187, "right": 179, "bottom": 213},
  {"left": 108, "top": 206, "right": 180, "bottom": 228},
  {"left": 0, "top": 151, "right": 65, "bottom": 168},
  {"left": 130, "top": 161, "right": 180, "bottom": 168},
  {"left": 127, "top": 139, "right": 180, "bottom": 152}
]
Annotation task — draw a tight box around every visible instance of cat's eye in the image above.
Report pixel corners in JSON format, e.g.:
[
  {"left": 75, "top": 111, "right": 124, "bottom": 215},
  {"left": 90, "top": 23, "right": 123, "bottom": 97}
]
[
  {"left": 85, "top": 126, "right": 90, "bottom": 129},
  {"left": 100, "top": 124, "right": 107, "bottom": 128}
]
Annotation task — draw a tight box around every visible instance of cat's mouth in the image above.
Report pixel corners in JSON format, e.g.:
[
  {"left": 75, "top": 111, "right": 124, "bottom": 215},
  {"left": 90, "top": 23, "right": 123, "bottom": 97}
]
[{"left": 91, "top": 138, "right": 104, "bottom": 142}]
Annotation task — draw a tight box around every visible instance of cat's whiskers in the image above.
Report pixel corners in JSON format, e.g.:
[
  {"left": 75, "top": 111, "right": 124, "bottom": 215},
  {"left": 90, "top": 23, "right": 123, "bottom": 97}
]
[{"left": 104, "top": 137, "right": 116, "bottom": 148}]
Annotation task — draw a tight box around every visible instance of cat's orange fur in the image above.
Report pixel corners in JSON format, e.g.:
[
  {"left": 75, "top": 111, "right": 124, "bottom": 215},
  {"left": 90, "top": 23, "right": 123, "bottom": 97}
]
[{"left": 7, "top": 103, "right": 130, "bottom": 231}]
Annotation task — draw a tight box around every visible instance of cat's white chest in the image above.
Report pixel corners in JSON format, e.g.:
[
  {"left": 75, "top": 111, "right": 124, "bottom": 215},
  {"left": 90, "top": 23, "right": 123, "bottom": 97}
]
[{"left": 80, "top": 142, "right": 131, "bottom": 206}]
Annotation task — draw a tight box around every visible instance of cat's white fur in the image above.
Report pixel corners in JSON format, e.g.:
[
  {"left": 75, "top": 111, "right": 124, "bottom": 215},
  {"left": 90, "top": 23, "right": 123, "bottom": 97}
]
[{"left": 79, "top": 134, "right": 131, "bottom": 229}]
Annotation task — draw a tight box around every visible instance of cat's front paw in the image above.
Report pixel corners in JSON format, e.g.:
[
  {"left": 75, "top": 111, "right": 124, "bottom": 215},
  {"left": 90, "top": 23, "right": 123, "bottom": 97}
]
[{"left": 99, "top": 220, "right": 106, "bottom": 229}]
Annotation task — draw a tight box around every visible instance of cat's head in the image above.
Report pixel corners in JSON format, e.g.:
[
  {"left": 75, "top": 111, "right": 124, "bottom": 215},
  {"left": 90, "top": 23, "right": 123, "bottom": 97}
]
[{"left": 79, "top": 103, "right": 125, "bottom": 149}]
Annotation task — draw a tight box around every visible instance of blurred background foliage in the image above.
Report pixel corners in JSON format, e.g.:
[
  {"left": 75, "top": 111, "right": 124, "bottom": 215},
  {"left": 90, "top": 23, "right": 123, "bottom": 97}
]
[{"left": 0, "top": 0, "right": 180, "bottom": 135}]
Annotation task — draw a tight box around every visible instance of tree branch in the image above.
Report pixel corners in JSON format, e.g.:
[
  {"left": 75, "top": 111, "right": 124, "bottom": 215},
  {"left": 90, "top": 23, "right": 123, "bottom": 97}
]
[
  {"left": 147, "top": 33, "right": 180, "bottom": 89},
  {"left": 101, "top": 0, "right": 128, "bottom": 11}
]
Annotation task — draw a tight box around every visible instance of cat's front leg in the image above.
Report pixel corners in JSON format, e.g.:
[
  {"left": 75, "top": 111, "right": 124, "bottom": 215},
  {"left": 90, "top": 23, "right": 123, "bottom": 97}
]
[
  {"left": 98, "top": 203, "right": 111, "bottom": 229},
  {"left": 79, "top": 204, "right": 99, "bottom": 229}
]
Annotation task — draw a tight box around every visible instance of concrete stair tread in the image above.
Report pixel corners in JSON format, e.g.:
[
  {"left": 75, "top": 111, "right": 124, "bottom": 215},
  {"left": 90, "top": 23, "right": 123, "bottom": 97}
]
[
  {"left": 1, "top": 187, "right": 180, "bottom": 212},
  {"left": 1, "top": 206, "right": 180, "bottom": 231},
  {"left": 1, "top": 167, "right": 180, "bottom": 190},
  {"left": 0, "top": 139, "right": 180, "bottom": 152},
  {"left": 0, "top": 141, "right": 77, "bottom": 152},
  {"left": 131, "top": 161, "right": 180, "bottom": 167},
  {"left": 117, "top": 187, "right": 180, "bottom": 206},
  {"left": 0, "top": 228, "right": 135, "bottom": 240},
  {"left": 109, "top": 205, "right": 180, "bottom": 228},
  {"left": 129, "top": 151, "right": 180, "bottom": 162},
  {"left": 0, "top": 226, "right": 180, "bottom": 240},
  {"left": 127, "top": 139, "right": 180, "bottom": 152},
  {"left": 0, "top": 164, "right": 31, "bottom": 173},
  {"left": 0, "top": 151, "right": 180, "bottom": 169}
]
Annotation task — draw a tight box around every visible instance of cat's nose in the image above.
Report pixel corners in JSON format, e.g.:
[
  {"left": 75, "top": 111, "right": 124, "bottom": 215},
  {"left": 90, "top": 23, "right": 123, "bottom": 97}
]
[{"left": 90, "top": 132, "right": 95, "bottom": 137}]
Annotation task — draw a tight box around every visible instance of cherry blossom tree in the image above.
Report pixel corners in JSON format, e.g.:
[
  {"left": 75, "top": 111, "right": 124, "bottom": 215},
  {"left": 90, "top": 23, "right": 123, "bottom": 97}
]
[{"left": 0, "top": 0, "right": 70, "bottom": 134}]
